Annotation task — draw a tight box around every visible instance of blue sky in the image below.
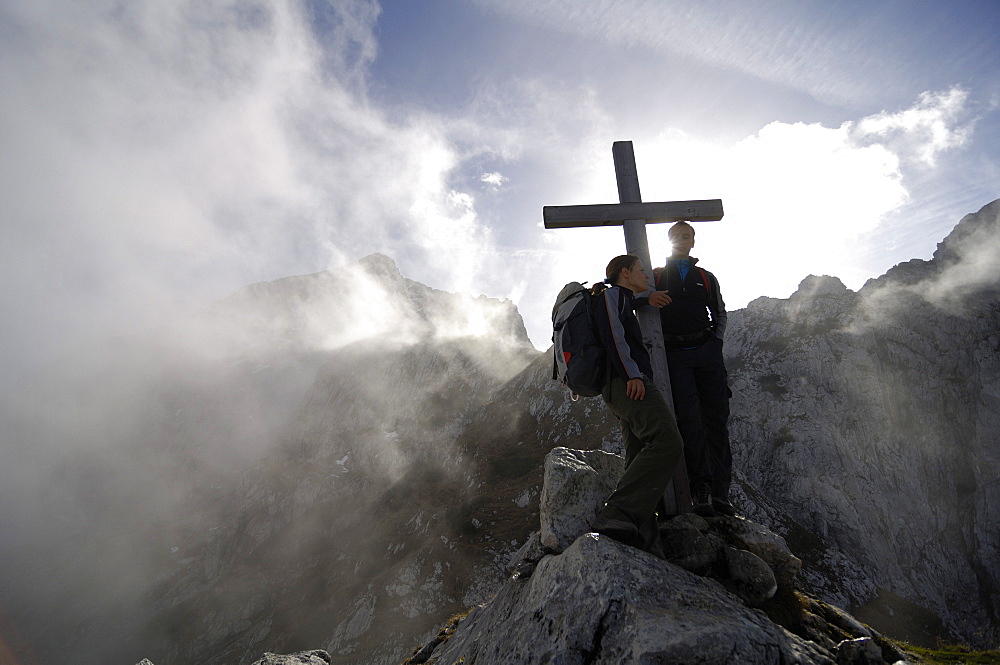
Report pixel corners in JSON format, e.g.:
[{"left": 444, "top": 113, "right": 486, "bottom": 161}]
[{"left": 2, "top": 0, "right": 999, "bottom": 362}]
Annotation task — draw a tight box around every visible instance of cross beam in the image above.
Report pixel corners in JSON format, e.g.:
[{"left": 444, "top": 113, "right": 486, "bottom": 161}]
[
  {"left": 543, "top": 141, "right": 725, "bottom": 514},
  {"left": 543, "top": 199, "right": 723, "bottom": 228}
]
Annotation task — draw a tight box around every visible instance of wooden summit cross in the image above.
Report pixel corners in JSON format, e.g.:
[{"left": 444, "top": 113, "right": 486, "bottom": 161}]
[{"left": 543, "top": 140, "right": 724, "bottom": 514}]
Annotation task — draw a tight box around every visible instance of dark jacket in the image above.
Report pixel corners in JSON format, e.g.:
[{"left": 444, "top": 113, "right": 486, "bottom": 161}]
[
  {"left": 593, "top": 285, "right": 653, "bottom": 382},
  {"left": 653, "top": 257, "right": 727, "bottom": 348}
]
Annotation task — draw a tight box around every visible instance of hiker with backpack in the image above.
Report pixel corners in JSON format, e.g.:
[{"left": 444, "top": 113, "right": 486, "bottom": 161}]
[
  {"left": 648, "top": 221, "right": 736, "bottom": 517},
  {"left": 586, "top": 255, "right": 686, "bottom": 556}
]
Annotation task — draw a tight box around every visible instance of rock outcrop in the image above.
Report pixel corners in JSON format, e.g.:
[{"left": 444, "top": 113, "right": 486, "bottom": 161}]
[
  {"left": 137, "top": 651, "right": 333, "bottom": 665},
  {"left": 407, "top": 447, "right": 910, "bottom": 665}
]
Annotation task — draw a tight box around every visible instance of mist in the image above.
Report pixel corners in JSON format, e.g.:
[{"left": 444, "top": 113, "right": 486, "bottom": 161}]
[
  {"left": 0, "top": 0, "right": 520, "bottom": 393},
  {"left": 0, "top": 250, "right": 538, "bottom": 664},
  {"left": 0, "top": 6, "right": 541, "bottom": 659}
]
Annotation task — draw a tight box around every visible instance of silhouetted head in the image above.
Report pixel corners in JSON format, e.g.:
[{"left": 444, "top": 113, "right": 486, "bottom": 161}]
[
  {"left": 605, "top": 254, "right": 650, "bottom": 292},
  {"left": 668, "top": 221, "right": 696, "bottom": 258}
]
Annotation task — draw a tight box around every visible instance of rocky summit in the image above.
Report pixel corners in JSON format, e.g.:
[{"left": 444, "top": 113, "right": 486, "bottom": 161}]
[{"left": 401, "top": 446, "right": 911, "bottom": 665}]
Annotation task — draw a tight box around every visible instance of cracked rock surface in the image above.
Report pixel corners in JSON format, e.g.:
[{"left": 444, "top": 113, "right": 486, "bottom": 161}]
[{"left": 415, "top": 534, "right": 835, "bottom": 665}]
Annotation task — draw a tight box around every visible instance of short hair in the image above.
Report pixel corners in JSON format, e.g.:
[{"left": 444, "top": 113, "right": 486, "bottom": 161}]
[
  {"left": 668, "top": 221, "right": 695, "bottom": 238},
  {"left": 605, "top": 254, "right": 640, "bottom": 285}
]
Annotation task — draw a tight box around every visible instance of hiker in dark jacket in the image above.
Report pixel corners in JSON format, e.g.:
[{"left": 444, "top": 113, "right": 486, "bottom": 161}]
[
  {"left": 590, "top": 254, "right": 685, "bottom": 556},
  {"left": 649, "top": 221, "right": 735, "bottom": 516}
]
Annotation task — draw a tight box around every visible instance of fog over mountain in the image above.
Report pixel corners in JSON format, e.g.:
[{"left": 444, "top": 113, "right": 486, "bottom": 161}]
[
  {"left": 0, "top": 253, "right": 537, "bottom": 664},
  {"left": 725, "top": 198, "right": 1000, "bottom": 646},
  {"left": 0, "top": 201, "right": 998, "bottom": 664}
]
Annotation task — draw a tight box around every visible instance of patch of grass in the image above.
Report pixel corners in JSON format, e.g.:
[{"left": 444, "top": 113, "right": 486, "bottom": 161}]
[
  {"left": 446, "top": 496, "right": 493, "bottom": 537},
  {"left": 403, "top": 607, "right": 475, "bottom": 664},
  {"left": 901, "top": 642, "right": 1000, "bottom": 664},
  {"left": 759, "top": 587, "right": 810, "bottom": 634},
  {"left": 852, "top": 589, "right": 955, "bottom": 648},
  {"left": 489, "top": 455, "right": 539, "bottom": 480}
]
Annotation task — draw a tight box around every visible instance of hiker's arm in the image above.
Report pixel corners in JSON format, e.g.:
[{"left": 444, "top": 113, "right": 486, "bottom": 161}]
[
  {"left": 597, "top": 289, "right": 643, "bottom": 381},
  {"left": 647, "top": 291, "right": 671, "bottom": 307},
  {"left": 625, "top": 378, "right": 646, "bottom": 400},
  {"left": 633, "top": 290, "right": 671, "bottom": 308},
  {"left": 645, "top": 268, "right": 671, "bottom": 308}
]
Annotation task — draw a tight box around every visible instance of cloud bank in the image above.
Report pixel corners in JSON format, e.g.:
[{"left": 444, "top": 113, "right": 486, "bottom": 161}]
[
  {"left": 0, "top": 0, "right": 504, "bottom": 381},
  {"left": 0, "top": 0, "right": 990, "bottom": 360},
  {"left": 543, "top": 87, "right": 978, "bottom": 317}
]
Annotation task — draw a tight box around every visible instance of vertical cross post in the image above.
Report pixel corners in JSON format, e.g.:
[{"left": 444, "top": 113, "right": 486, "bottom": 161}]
[
  {"left": 612, "top": 141, "right": 673, "bottom": 410},
  {"left": 611, "top": 141, "right": 686, "bottom": 515}
]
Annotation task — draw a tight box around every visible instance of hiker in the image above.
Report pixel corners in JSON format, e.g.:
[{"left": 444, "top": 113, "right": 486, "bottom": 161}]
[
  {"left": 649, "top": 221, "right": 735, "bottom": 516},
  {"left": 590, "top": 254, "right": 685, "bottom": 555}
]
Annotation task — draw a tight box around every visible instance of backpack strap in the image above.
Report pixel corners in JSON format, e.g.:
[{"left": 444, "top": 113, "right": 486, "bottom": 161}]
[
  {"left": 697, "top": 267, "right": 721, "bottom": 333},
  {"left": 697, "top": 267, "right": 712, "bottom": 295},
  {"left": 656, "top": 264, "right": 712, "bottom": 296}
]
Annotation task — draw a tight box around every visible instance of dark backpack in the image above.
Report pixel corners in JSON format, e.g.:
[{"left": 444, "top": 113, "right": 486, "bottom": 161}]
[{"left": 551, "top": 281, "right": 608, "bottom": 399}]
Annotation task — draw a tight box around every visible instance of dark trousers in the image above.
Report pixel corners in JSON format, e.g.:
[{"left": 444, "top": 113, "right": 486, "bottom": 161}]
[
  {"left": 666, "top": 337, "right": 732, "bottom": 498},
  {"left": 602, "top": 375, "right": 684, "bottom": 531}
]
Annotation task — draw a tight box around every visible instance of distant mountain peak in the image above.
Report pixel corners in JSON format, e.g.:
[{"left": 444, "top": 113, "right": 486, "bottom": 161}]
[
  {"left": 351, "top": 252, "right": 402, "bottom": 279},
  {"left": 932, "top": 198, "right": 1000, "bottom": 267},
  {"left": 865, "top": 197, "right": 1000, "bottom": 291},
  {"left": 209, "top": 251, "right": 533, "bottom": 356},
  {"left": 790, "top": 274, "right": 850, "bottom": 299}
]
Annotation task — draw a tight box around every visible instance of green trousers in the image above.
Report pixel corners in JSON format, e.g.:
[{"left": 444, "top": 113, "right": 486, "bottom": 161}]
[{"left": 602, "top": 375, "right": 684, "bottom": 528}]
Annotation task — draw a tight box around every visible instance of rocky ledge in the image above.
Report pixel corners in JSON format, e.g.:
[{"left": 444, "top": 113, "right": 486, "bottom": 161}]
[
  {"left": 403, "top": 447, "right": 912, "bottom": 665},
  {"left": 136, "top": 651, "right": 332, "bottom": 665}
]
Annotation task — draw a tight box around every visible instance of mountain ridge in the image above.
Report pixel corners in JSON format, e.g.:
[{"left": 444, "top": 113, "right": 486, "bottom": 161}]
[{"left": 2, "top": 201, "right": 998, "bottom": 664}]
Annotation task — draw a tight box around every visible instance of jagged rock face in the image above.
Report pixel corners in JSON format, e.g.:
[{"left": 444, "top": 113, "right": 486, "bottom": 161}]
[
  {"left": 211, "top": 253, "right": 532, "bottom": 357},
  {"left": 725, "top": 200, "right": 1000, "bottom": 645},
  {"left": 416, "top": 534, "right": 838, "bottom": 665},
  {"left": 249, "top": 651, "right": 332, "bottom": 665}
]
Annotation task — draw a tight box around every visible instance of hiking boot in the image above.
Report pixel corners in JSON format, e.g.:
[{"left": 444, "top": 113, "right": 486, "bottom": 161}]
[
  {"left": 645, "top": 535, "right": 666, "bottom": 560},
  {"left": 692, "top": 485, "right": 715, "bottom": 517},
  {"left": 712, "top": 497, "right": 738, "bottom": 516},
  {"left": 591, "top": 514, "right": 643, "bottom": 548},
  {"left": 639, "top": 515, "right": 666, "bottom": 559}
]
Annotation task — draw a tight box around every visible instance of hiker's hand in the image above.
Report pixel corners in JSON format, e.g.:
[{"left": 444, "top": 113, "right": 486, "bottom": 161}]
[
  {"left": 647, "top": 291, "right": 671, "bottom": 308},
  {"left": 626, "top": 378, "right": 645, "bottom": 400}
]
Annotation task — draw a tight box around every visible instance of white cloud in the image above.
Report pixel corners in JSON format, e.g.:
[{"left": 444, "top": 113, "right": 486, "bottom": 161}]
[
  {"left": 0, "top": 0, "right": 985, "bottom": 360},
  {"left": 0, "top": 0, "right": 504, "bottom": 374},
  {"left": 851, "top": 88, "right": 974, "bottom": 166},
  {"left": 480, "top": 171, "right": 509, "bottom": 189},
  {"left": 539, "top": 88, "right": 972, "bottom": 325}
]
